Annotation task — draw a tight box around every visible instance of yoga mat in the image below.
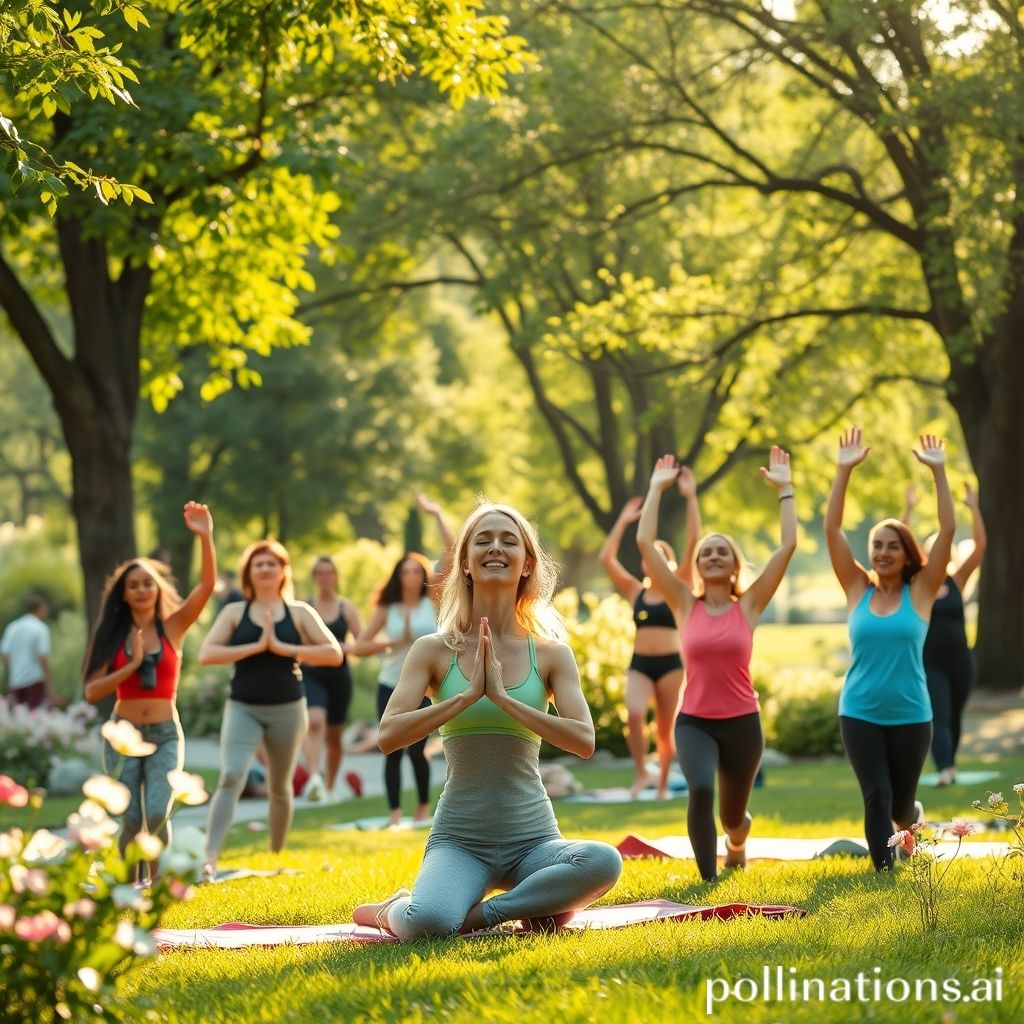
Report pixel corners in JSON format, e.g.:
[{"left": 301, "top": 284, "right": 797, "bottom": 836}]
[
  {"left": 919, "top": 770, "right": 1000, "bottom": 787},
  {"left": 207, "top": 868, "right": 301, "bottom": 884},
  {"left": 561, "top": 787, "right": 687, "bottom": 805},
  {"left": 154, "top": 898, "right": 806, "bottom": 949},
  {"left": 325, "top": 817, "right": 434, "bottom": 832},
  {"left": 617, "top": 833, "right": 1012, "bottom": 861}
]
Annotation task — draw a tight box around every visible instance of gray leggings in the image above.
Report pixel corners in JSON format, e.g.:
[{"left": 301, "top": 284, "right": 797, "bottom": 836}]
[
  {"left": 384, "top": 834, "right": 623, "bottom": 939},
  {"left": 205, "top": 698, "right": 307, "bottom": 859},
  {"left": 382, "top": 734, "right": 622, "bottom": 938},
  {"left": 102, "top": 718, "right": 184, "bottom": 852}
]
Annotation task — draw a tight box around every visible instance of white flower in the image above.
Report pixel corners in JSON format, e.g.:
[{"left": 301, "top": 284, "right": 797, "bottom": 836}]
[
  {"left": 132, "top": 831, "right": 163, "bottom": 861},
  {"left": 21, "top": 829, "right": 68, "bottom": 864},
  {"left": 1013, "top": 783, "right": 1024, "bottom": 795},
  {"left": 158, "top": 825, "right": 207, "bottom": 879},
  {"left": 114, "top": 920, "right": 156, "bottom": 956},
  {"left": 77, "top": 967, "right": 101, "bottom": 993},
  {"left": 101, "top": 720, "right": 156, "bottom": 757},
  {"left": 0, "top": 828, "right": 25, "bottom": 860},
  {"left": 989, "top": 792, "right": 1005, "bottom": 808},
  {"left": 9, "top": 864, "right": 48, "bottom": 896},
  {"left": 66, "top": 799, "right": 118, "bottom": 851},
  {"left": 111, "top": 884, "right": 152, "bottom": 912},
  {"left": 82, "top": 775, "right": 132, "bottom": 815},
  {"left": 167, "top": 769, "right": 209, "bottom": 807}
]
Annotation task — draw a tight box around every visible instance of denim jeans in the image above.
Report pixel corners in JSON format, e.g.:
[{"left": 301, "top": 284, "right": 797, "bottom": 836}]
[{"left": 102, "top": 718, "right": 184, "bottom": 847}]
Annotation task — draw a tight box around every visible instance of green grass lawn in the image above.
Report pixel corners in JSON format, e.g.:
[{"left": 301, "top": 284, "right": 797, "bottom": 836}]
[{"left": 118, "top": 755, "right": 1024, "bottom": 1024}]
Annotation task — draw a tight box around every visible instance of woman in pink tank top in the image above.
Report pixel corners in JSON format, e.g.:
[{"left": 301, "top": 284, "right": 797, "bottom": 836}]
[{"left": 637, "top": 449, "right": 797, "bottom": 881}]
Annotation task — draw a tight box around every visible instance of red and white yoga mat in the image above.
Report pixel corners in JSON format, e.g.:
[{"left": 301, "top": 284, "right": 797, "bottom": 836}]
[
  {"left": 154, "top": 899, "right": 806, "bottom": 950},
  {"left": 617, "top": 833, "right": 1010, "bottom": 861}
]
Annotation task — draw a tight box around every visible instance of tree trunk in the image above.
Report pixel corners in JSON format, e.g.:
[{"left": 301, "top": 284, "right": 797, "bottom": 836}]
[{"left": 951, "top": 306, "right": 1024, "bottom": 692}]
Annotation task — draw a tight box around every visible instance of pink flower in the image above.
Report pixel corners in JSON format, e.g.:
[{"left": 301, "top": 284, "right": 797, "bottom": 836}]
[
  {"left": 63, "top": 898, "right": 96, "bottom": 920},
  {"left": 0, "top": 775, "right": 28, "bottom": 808},
  {"left": 0, "top": 903, "right": 15, "bottom": 930},
  {"left": 13, "top": 910, "right": 69, "bottom": 943},
  {"left": 9, "top": 864, "right": 48, "bottom": 896},
  {"left": 949, "top": 819, "right": 975, "bottom": 838},
  {"left": 887, "top": 829, "right": 915, "bottom": 853}
]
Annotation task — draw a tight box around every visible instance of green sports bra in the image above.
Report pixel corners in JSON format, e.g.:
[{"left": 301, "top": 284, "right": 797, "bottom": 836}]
[{"left": 436, "top": 636, "right": 550, "bottom": 744}]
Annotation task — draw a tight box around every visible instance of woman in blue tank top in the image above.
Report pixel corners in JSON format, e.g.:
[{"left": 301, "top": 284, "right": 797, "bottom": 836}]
[
  {"left": 353, "top": 503, "right": 622, "bottom": 937},
  {"left": 825, "top": 428, "right": 955, "bottom": 870}
]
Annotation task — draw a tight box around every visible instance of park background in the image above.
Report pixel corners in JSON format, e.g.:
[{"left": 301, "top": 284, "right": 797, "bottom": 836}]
[{"left": 2, "top": 2, "right": 1023, "bottom": 1022}]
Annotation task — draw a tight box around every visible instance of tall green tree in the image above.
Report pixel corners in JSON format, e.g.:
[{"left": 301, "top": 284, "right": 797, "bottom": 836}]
[{"left": 0, "top": 0, "right": 527, "bottom": 622}]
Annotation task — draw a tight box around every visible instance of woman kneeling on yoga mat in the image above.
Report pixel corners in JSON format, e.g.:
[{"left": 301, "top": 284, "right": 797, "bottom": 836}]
[
  {"left": 636, "top": 449, "right": 797, "bottom": 882},
  {"left": 354, "top": 503, "right": 622, "bottom": 937}
]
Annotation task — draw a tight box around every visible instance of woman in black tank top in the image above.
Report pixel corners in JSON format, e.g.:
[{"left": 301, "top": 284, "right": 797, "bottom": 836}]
[
  {"left": 198, "top": 540, "right": 343, "bottom": 874},
  {"left": 299, "top": 555, "right": 363, "bottom": 802},
  {"left": 904, "top": 482, "right": 987, "bottom": 786},
  {"left": 599, "top": 483, "right": 702, "bottom": 799}
]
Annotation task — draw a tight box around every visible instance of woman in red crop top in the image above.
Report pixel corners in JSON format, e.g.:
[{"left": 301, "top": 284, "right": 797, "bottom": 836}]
[
  {"left": 84, "top": 502, "right": 217, "bottom": 859},
  {"left": 599, "top": 480, "right": 701, "bottom": 799},
  {"left": 637, "top": 450, "right": 797, "bottom": 881}
]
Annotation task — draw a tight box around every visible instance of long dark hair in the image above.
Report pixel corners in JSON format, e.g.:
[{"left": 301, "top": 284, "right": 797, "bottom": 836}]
[
  {"left": 374, "top": 551, "right": 432, "bottom": 607},
  {"left": 82, "top": 559, "right": 182, "bottom": 678}
]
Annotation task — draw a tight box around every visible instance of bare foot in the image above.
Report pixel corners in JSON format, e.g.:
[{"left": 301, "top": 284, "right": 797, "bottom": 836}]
[
  {"left": 353, "top": 889, "right": 411, "bottom": 934},
  {"left": 656, "top": 787, "right": 670, "bottom": 800},
  {"left": 413, "top": 803, "right": 431, "bottom": 823},
  {"left": 629, "top": 773, "right": 654, "bottom": 799},
  {"left": 388, "top": 809, "right": 402, "bottom": 827}
]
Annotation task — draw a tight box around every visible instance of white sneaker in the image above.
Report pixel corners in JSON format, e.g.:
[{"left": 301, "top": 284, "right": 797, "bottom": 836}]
[{"left": 302, "top": 773, "right": 326, "bottom": 803}]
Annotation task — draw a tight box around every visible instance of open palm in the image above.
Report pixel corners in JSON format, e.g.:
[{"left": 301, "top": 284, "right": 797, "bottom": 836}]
[
  {"left": 649, "top": 454, "right": 679, "bottom": 493},
  {"left": 759, "top": 445, "right": 792, "bottom": 489},
  {"left": 913, "top": 434, "right": 946, "bottom": 468},
  {"left": 837, "top": 428, "right": 869, "bottom": 468}
]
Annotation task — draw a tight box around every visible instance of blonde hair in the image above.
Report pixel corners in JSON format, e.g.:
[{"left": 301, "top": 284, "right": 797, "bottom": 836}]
[
  {"left": 437, "top": 501, "right": 566, "bottom": 650},
  {"left": 692, "top": 533, "right": 749, "bottom": 598}
]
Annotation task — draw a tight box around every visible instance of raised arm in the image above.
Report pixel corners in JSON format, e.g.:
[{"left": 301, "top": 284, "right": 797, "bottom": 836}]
[
  {"left": 198, "top": 603, "right": 266, "bottom": 665},
  {"left": 598, "top": 498, "right": 644, "bottom": 600},
  {"left": 911, "top": 435, "right": 955, "bottom": 600},
  {"left": 275, "top": 603, "right": 343, "bottom": 666},
  {"left": 417, "top": 492, "right": 455, "bottom": 591},
  {"left": 741, "top": 445, "right": 798, "bottom": 624},
  {"left": 675, "top": 466, "right": 703, "bottom": 589},
  {"left": 165, "top": 502, "right": 217, "bottom": 646},
  {"left": 952, "top": 483, "right": 986, "bottom": 594},
  {"left": 377, "top": 633, "right": 485, "bottom": 753},
  {"left": 485, "top": 633, "right": 595, "bottom": 758},
  {"left": 636, "top": 456, "right": 694, "bottom": 620},
  {"left": 900, "top": 483, "right": 919, "bottom": 529},
  {"left": 825, "top": 428, "right": 871, "bottom": 603}
]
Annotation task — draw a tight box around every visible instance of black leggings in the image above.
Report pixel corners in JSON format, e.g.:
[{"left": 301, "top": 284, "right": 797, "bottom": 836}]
[
  {"left": 925, "top": 656, "right": 973, "bottom": 771},
  {"left": 377, "top": 683, "right": 431, "bottom": 812},
  {"left": 840, "top": 716, "right": 932, "bottom": 870},
  {"left": 675, "top": 712, "right": 764, "bottom": 881}
]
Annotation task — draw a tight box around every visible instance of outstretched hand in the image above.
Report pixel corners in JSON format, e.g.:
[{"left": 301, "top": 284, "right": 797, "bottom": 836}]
[
  {"left": 415, "top": 492, "right": 442, "bottom": 518},
  {"left": 676, "top": 465, "right": 697, "bottom": 500},
  {"left": 912, "top": 434, "right": 946, "bottom": 469},
  {"left": 758, "top": 445, "right": 792, "bottom": 490},
  {"left": 617, "top": 496, "right": 644, "bottom": 525},
  {"left": 837, "top": 427, "right": 870, "bottom": 469},
  {"left": 183, "top": 501, "right": 213, "bottom": 536},
  {"left": 649, "top": 454, "right": 680, "bottom": 493}
]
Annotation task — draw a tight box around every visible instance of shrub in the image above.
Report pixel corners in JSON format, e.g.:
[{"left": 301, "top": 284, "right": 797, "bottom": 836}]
[
  {"left": 0, "top": 749, "right": 205, "bottom": 1023},
  {"left": 760, "top": 667, "right": 844, "bottom": 757},
  {"left": 0, "top": 702, "right": 98, "bottom": 788},
  {"left": 0, "top": 519, "right": 81, "bottom": 625},
  {"left": 554, "top": 589, "right": 635, "bottom": 757}
]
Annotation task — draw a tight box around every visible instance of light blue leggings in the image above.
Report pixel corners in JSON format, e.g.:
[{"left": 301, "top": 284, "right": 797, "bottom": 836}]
[{"left": 384, "top": 834, "right": 623, "bottom": 938}]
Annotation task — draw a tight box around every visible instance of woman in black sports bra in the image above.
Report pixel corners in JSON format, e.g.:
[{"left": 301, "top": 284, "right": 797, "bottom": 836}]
[
  {"left": 599, "top": 472, "right": 702, "bottom": 798},
  {"left": 903, "top": 481, "right": 987, "bottom": 786}
]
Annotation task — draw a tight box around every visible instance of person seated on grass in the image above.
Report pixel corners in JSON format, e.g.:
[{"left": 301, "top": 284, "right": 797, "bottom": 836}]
[{"left": 354, "top": 502, "right": 622, "bottom": 937}]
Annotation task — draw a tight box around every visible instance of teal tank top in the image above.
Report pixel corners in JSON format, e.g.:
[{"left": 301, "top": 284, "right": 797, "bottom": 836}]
[
  {"left": 436, "top": 636, "right": 550, "bottom": 745},
  {"left": 839, "top": 584, "right": 931, "bottom": 725}
]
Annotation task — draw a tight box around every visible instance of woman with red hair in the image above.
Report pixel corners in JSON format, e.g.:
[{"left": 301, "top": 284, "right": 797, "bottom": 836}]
[
  {"left": 825, "top": 428, "right": 954, "bottom": 870},
  {"left": 199, "top": 540, "right": 341, "bottom": 872}
]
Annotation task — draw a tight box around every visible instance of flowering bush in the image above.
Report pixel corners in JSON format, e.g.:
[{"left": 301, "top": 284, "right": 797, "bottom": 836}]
[
  {"left": 0, "top": 701, "right": 98, "bottom": 788},
  {"left": 555, "top": 589, "right": 636, "bottom": 757},
  {"left": 0, "top": 723, "right": 208, "bottom": 1023},
  {"left": 174, "top": 667, "right": 230, "bottom": 738},
  {"left": 889, "top": 819, "right": 974, "bottom": 930}
]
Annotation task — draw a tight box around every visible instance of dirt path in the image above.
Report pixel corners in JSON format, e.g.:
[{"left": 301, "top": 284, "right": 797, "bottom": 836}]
[{"left": 959, "top": 688, "right": 1024, "bottom": 760}]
